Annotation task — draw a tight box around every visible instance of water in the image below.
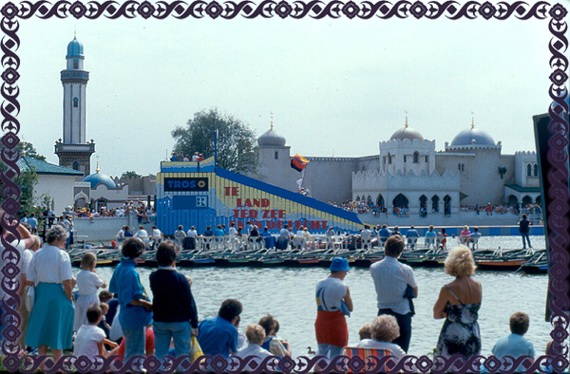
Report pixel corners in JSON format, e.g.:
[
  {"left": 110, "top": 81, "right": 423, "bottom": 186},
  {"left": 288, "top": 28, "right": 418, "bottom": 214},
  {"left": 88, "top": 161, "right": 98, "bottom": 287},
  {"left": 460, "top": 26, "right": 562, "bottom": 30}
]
[{"left": 90, "top": 236, "right": 551, "bottom": 359}]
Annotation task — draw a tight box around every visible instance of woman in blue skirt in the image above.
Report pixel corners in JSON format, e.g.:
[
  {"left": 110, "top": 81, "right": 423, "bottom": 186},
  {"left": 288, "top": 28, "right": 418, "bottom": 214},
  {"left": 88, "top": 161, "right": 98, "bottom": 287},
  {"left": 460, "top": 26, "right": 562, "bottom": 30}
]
[{"left": 26, "top": 225, "right": 75, "bottom": 370}]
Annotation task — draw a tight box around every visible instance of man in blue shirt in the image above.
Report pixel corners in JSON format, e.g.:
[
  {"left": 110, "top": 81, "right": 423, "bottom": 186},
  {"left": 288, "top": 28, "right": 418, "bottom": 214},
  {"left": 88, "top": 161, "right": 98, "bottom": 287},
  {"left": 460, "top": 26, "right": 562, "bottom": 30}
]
[
  {"left": 378, "top": 224, "right": 392, "bottom": 246},
  {"left": 109, "top": 238, "right": 153, "bottom": 360},
  {"left": 492, "top": 312, "right": 535, "bottom": 370},
  {"left": 198, "top": 299, "right": 242, "bottom": 359}
]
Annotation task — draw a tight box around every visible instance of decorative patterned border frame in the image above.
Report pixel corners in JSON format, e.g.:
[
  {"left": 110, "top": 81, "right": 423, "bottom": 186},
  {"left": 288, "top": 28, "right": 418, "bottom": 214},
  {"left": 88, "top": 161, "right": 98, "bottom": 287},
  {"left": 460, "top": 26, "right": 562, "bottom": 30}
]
[{"left": 0, "top": 1, "right": 568, "bottom": 373}]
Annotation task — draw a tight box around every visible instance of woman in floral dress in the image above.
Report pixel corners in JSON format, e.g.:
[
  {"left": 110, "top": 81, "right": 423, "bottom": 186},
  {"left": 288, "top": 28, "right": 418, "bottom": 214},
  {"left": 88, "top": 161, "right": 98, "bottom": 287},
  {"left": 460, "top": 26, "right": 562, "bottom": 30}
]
[{"left": 433, "top": 245, "right": 482, "bottom": 359}]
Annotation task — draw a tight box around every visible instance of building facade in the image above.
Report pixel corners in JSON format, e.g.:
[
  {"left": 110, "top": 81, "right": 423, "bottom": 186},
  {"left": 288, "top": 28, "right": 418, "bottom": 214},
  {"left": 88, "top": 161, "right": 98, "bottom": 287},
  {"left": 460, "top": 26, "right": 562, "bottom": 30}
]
[{"left": 255, "top": 118, "right": 540, "bottom": 215}]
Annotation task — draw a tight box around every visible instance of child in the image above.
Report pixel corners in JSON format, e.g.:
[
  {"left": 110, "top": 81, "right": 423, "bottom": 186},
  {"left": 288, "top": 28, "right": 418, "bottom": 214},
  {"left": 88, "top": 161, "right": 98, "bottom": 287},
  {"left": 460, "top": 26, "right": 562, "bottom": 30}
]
[
  {"left": 233, "top": 324, "right": 274, "bottom": 365},
  {"left": 74, "top": 252, "right": 107, "bottom": 332},
  {"left": 258, "top": 315, "right": 291, "bottom": 357},
  {"left": 358, "top": 323, "right": 372, "bottom": 340},
  {"left": 492, "top": 312, "right": 535, "bottom": 370},
  {"left": 73, "top": 305, "right": 111, "bottom": 359},
  {"left": 98, "top": 302, "right": 111, "bottom": 338}
]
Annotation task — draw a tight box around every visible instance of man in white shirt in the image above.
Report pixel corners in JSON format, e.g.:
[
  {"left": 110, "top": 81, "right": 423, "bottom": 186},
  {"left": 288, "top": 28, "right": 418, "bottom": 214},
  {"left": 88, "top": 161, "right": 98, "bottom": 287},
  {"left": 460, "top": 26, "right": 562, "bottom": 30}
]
[
  {"left": 370, "top": 235, "right": 417, "bottom": 353},
  {"left": 134, "top": 225, "right": 149, "bottom": 248}
]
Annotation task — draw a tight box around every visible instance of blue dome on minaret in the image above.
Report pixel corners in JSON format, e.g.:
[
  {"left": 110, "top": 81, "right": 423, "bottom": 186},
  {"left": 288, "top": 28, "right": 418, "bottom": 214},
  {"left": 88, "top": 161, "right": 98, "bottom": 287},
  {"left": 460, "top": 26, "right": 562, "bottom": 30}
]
[{"left": 66, "top": 36, "right": 84, "bottom": 58}]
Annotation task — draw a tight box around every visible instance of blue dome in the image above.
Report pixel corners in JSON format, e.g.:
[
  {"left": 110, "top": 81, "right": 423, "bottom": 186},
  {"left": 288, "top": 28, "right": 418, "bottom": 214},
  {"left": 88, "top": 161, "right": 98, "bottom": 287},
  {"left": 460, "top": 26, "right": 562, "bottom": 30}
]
[
  {"left": 450, "top": 126, "right": 495, "bottom": 147},
  {"left": 83, "top": 171, "right": 117, "bottom": 189},
  {"left": 67, "top": 37, "right": 84, "bottom": 58}
]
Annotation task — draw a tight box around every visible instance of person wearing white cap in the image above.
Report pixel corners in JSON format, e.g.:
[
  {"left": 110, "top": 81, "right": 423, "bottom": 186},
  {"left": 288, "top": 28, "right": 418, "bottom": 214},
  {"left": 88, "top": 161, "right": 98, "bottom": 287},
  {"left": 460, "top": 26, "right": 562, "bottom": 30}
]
[{"left": 314, "top": 257, "right": 353, "bottom": 360}]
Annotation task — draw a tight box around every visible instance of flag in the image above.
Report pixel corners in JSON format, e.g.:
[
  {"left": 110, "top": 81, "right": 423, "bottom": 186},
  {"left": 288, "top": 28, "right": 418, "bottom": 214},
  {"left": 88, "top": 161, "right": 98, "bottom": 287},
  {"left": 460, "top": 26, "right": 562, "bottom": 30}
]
[{"left": 291, "top": 154, "right": 309, "bottom": 172}]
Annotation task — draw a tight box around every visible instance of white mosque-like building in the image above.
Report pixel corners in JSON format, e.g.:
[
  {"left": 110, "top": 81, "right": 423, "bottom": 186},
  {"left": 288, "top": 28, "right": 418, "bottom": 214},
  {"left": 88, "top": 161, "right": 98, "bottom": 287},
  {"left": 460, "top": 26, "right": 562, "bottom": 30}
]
[{"left": 255, "top": 117, "right": 541, "bottom": 216}]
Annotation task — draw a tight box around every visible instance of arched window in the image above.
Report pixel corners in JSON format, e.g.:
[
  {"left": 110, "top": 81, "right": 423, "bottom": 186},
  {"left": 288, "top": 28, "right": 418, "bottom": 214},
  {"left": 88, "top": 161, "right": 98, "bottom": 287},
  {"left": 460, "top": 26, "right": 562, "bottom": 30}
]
[
  {"left": 419, "top": 195, "right": 427, "bottom": 209},
  {"left": 404, "top": 155, "right": 407, "bottom": 162},
  {"left": 73, "top": 59, "right": 79, "bottom": 69},
  {"left": 73, "top": 97, "right": 79, "bottom": 108},
  {"left": 72, "top": 161, "right": 80, "bottom": 171},
  {"left": 527, "top": 164, "right": 532, "bottom": 176},
  {"left": 388, "top": 153, "right": 392, "bottom": 164},
  {"left": 376, "top": 194, "right": 385, "bottom": 208},
  {"left": 431, "top": 195, "right": 440, "bottom": 212},
  {"left": 443, "top": 195, "right": 452, "bottom": 215},
  {"left": 274, "top": 151, "right": 278, "bottom": 160},
  {"left": 533, "top": 164, "right": 538, "bottom": 177},
  {"left": 392, "top": 194, "right": 409, "bottom": 209},
  {"left": 413, "top": 151, "right": 419, "bottom": 163}
]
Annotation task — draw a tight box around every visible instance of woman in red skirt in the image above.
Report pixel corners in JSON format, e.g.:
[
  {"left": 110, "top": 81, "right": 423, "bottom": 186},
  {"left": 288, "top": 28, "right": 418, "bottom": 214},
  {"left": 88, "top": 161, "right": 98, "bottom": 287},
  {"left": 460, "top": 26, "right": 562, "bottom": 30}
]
[{"left": 315, "top": 257, "right": 353, "bottom": 360}]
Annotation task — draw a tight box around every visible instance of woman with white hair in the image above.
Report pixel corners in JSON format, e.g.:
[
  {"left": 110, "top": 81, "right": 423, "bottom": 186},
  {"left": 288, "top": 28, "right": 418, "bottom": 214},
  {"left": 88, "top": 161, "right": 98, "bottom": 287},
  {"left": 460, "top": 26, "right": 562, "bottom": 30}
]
[
  {"left": 26, "top": 225, "right": 75, "bottom": 370},
  {"left": 357, "top": 315, "right": 406, "bottom": 359},
  {"left": 433, "top": 246, "right": 482, "bottom": 359}
]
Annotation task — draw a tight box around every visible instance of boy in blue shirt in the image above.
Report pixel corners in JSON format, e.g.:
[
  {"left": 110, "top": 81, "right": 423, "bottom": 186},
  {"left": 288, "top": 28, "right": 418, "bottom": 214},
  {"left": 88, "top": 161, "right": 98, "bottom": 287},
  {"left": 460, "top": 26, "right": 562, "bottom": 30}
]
[
  {"left": 198, "top": 299, "right": 242, "bottom": 359},
  {"left": 492, "top": 312, "right": 535, "bottom": 370}
]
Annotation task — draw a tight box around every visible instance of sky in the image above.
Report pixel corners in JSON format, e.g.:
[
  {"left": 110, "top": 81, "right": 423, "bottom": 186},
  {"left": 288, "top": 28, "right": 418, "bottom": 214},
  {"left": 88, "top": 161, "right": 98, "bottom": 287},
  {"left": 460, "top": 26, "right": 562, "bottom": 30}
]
[{"left": 15, "top": 3, "right": 553, "bottom": 177}]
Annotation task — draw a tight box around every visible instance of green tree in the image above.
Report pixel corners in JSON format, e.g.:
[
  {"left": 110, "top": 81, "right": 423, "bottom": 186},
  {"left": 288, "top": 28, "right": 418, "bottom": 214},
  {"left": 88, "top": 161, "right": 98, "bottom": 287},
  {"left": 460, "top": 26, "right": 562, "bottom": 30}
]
[
  {"left": 121, "top": 170, "right": 142, "bottom": 179},
  {"left": 171, "top": 108, "right": 258, "bottom": 174},
  {"left": 22, "top": 142, "right": 46, "bottom": 161}
]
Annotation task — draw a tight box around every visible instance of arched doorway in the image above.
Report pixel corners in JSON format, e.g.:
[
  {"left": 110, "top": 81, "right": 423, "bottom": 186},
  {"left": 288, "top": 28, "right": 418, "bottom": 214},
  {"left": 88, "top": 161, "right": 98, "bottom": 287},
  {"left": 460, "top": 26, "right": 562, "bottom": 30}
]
[
  {"left": 443, "top": 195, "right": 451, "bottom": 215},
  {"left": 522, "top": 195, "right": 532, "bottom": 207},
  {"left": 376, "top": 194, "right": 385, "bottom": 208},
  {"left": 507, "top": 195, "right": 519, "bottom": 208},
  {"left": 419, "top": 195, "right": 427, "bottom": 217},
  {"left": 393, "top": 194, "right": 409, "bottom": 208},
  {"left": 431, "top": 195, "right": 440, "bottom": 213}
]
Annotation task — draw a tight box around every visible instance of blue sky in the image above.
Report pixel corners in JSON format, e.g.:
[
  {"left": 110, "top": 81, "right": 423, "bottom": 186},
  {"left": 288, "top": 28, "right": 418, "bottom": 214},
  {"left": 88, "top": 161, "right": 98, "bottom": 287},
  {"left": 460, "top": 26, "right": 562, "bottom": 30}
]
[{"left": 17, "top": 9, "right": 552, "bottom": 177}]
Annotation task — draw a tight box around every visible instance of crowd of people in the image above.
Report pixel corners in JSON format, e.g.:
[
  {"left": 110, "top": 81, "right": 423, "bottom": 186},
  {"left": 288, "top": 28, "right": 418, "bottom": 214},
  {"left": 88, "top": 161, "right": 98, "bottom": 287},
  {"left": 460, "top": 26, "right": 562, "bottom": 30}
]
[
  {"left": 170, "top": 151, "right": 204, "bottom": 162},
  {"left": 2, "top": 217, "right": 547, "bottom": 372},
  {"left": 315, "top": 236, "right": 540, "bottom": 370}
]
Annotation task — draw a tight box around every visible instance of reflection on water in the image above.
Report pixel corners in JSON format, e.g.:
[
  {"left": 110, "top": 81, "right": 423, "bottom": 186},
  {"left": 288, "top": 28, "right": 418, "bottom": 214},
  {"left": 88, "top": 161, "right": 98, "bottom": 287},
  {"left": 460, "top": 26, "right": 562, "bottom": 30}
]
[{"left": 93, "top": 236, "right": 550, "bottom": 358}]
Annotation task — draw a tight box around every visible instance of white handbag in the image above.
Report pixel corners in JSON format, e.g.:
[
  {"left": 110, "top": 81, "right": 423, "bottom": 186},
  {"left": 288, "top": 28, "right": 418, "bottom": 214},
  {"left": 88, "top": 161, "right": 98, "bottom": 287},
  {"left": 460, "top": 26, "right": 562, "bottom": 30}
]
[{"left": 25, "top": 285, "right": 35, "bottom": 312}]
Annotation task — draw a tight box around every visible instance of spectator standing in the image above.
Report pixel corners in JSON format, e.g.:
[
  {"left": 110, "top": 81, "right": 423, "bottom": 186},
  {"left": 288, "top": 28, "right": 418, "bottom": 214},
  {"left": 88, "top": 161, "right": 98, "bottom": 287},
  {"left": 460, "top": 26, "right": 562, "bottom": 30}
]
[
  {"left": 405, "top": 226, "right": 420, "bottom": 250},
  {"left": 315, "top": 257, "right": 353, "bottom": 360},
  {"left": 519, "top": 214, "right": 532, "bottom": 249},
  {"left": 370, "top": 235, "right": 417, "bottom": 353},
  {"left": 134, "top": 225, "right": 149, "bottom": 248},
  {"left": 174, "top": 225, "right": 186, "bottom": 247},
  {"left": 149, "top": 241, "right": 199, "bottom": 359},
  {"left": 433, "top": 246, "right": 482, "bottom": 359},
  {"left": 109, "top": 238, "right": 153, "bottom": 360},
  {"left": 74, "top": 253, "right": 107, "bottom": 332},
  {"left": 26, "top": 225, "right": 74, "bottom": 371},
  {"left": 151, "top": 226, "right": 163, "bottom": 247},
  {"left": 378, "top": 225, "right": 392, "bottom": 246},
  {"left": 27, "top": 213, "right": 38, "bottom": 234},
  {"left": 425, "top": 225, "right": 437, "bottom": 249}
]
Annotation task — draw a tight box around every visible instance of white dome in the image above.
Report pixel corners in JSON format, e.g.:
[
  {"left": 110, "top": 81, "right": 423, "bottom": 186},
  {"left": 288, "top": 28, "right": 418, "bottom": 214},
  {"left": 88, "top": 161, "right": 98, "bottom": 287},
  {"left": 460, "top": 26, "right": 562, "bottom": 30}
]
[
  {"left": 258, "top": 126, "right": 286, "bottom": 147},
  {"left": 390, "top": 125, "right": 424, "bottom": 141}
]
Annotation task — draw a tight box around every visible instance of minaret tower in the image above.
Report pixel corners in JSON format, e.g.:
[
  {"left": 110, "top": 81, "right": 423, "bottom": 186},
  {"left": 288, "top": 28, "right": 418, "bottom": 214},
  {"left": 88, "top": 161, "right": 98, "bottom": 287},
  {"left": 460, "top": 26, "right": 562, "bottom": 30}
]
[{"left": 54, "top": 34, "right": 95, "bottom": 176}]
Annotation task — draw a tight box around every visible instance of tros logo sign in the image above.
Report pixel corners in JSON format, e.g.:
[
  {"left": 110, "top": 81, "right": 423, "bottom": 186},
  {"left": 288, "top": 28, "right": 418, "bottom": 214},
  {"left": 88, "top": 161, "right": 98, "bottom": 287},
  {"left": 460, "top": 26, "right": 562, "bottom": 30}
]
[{"left": 164, "top": 177, "right": 209, "bottom": 192}]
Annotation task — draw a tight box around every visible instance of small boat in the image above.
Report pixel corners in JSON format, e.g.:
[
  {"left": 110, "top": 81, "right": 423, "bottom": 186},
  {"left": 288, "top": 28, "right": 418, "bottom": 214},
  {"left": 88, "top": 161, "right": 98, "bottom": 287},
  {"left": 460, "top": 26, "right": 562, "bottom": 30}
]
[
  {"left": 476, "top": 259, "right": 527, "bottom": 271},
  {"left": 520, "top": 251, "right": 548, "bottom": 274}
]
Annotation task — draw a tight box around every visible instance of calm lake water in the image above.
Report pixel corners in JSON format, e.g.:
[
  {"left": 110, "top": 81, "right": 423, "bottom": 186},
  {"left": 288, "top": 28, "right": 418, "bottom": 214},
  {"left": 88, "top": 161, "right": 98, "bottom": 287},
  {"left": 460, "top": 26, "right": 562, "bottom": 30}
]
[{"left": 91, "top": 235, "right": 551, "bottom": 359}]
